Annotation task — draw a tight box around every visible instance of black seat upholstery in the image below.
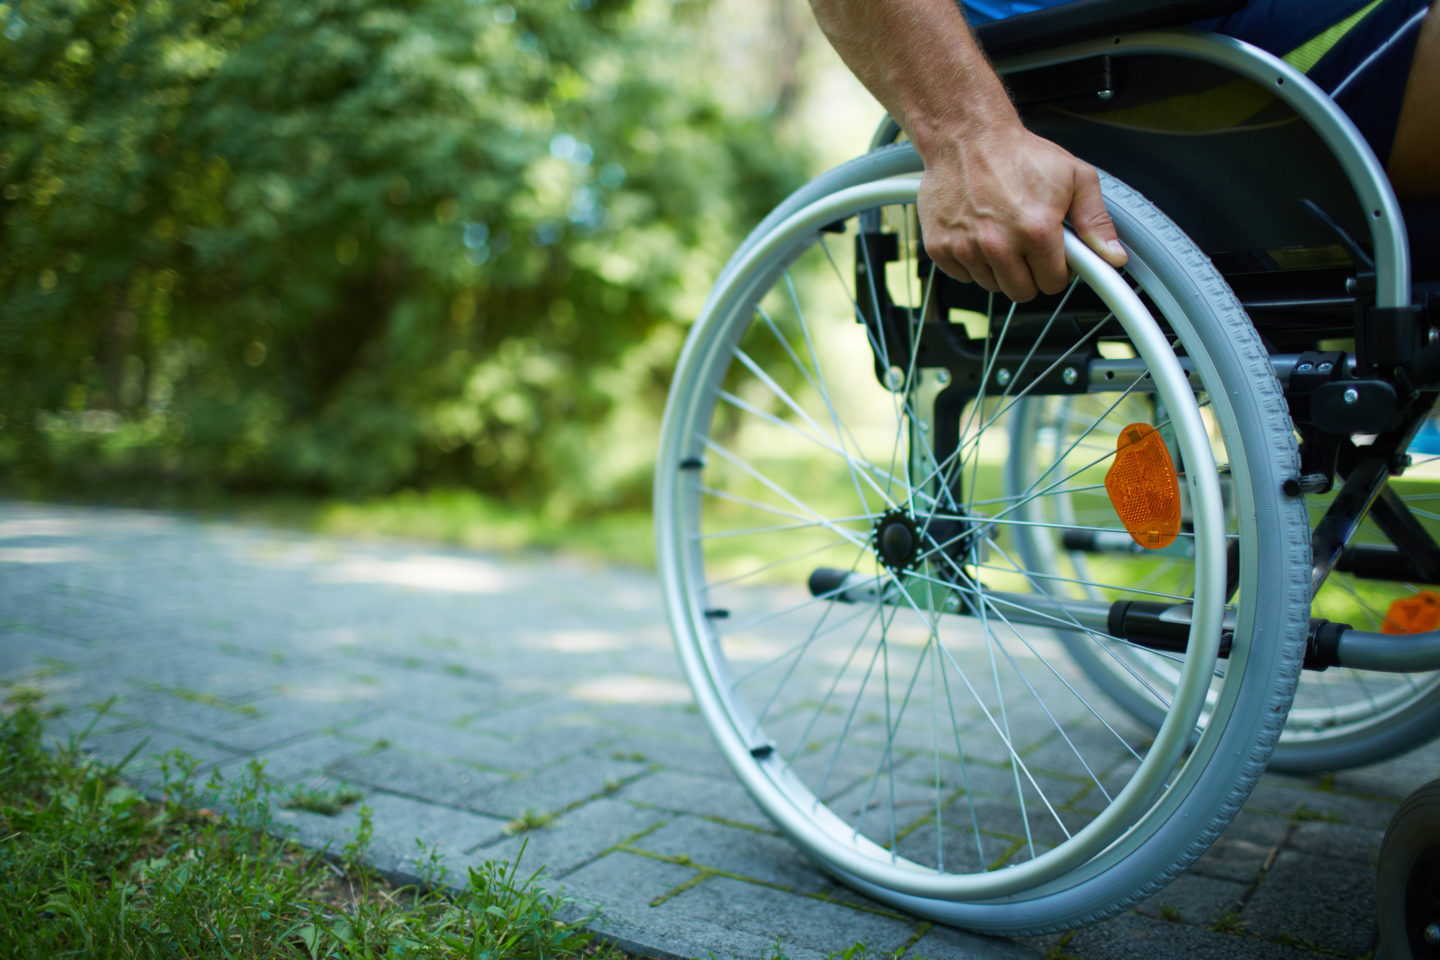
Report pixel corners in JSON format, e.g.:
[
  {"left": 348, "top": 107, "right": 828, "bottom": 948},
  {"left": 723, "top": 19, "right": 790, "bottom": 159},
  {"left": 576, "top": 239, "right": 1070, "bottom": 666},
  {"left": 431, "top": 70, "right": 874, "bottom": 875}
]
[{"left": 971, "top": 0, "right": 1247, "bottom": 59}]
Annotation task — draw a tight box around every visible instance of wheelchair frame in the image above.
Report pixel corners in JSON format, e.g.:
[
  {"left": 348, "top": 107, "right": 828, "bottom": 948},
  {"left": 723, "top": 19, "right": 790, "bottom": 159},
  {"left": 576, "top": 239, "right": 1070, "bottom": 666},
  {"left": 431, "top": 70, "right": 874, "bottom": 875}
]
[{"left": 873, "top": 26, "right": 1440, "bottom": 674}]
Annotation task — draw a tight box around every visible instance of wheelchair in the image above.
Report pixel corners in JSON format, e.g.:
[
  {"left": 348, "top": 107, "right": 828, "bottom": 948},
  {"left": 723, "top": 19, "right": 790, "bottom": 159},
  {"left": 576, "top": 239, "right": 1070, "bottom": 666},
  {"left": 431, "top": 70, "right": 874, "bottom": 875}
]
[{"left": 653, "top": 0, "right": 1440, "bottom": 935}]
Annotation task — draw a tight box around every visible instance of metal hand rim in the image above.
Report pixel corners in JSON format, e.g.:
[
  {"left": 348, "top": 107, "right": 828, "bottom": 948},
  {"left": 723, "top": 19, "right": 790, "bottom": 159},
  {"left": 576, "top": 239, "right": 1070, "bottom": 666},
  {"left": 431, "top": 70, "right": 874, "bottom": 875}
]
[{"left": 657, "top": 175, "right": 1227, "bottom": 901}]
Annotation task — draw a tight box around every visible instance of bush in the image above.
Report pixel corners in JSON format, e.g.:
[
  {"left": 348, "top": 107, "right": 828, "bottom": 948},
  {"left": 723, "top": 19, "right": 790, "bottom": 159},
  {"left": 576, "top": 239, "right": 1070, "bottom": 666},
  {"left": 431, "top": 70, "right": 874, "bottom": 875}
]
[{"left": 0, "top": 0, "right": 809, "bottom": 509}]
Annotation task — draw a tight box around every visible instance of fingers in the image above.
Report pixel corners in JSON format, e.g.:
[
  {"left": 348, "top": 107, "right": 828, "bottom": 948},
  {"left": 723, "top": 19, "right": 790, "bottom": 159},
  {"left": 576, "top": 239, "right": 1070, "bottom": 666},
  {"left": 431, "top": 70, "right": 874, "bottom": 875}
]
[
  {"left": 1068, "top": 166, "right": 1128, "bottom": 269},
  {"left": 923, "top": 216, "right": 1066, "bottom": 303}
]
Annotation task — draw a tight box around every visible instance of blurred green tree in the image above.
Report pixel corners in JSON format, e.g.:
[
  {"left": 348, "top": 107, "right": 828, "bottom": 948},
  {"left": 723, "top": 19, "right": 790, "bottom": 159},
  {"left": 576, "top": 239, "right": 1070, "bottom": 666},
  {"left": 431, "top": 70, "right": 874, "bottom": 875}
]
[{"left": 0, "top": 0, "right": 807, "bottom": 508}]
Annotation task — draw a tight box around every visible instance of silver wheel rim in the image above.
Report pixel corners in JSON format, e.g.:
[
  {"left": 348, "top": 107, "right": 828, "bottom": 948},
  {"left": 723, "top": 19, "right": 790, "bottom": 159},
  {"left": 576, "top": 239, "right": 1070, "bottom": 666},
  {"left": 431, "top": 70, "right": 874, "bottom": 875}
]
[{"left": 656, "top": 176, "right": 1227, "bottom": 900}]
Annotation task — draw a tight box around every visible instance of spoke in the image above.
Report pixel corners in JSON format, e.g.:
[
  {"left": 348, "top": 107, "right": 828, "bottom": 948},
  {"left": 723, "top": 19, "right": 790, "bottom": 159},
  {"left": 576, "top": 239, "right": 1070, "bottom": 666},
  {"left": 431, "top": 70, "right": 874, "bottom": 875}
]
[
  {"left": 775, "top": 273, "right": 878, "bottom": 518},
  {"left": 915, "top": 539, "right": 1190, "bottom": 711},
  {"left": 894, "top": 260, "right": 939, "bottom": 516},
  {"left": 993, "top": 389, "right": 1145, "bottom": 528},
  {"left": 1325, "top": 571, "right": 1424, "bottom": 694},
  {"left": 913, "top": 312, "right": 1124, "bottom": 540},
  {"left": 914, "top": 518, "right": 1200, "bottom": 575},
  {"left": 919, "top": 299, "right": 1020, "bottom": 529},
  {"left": 932, "top": 634, "right": 1072, "bottom": 849},
  {"left": 976, "top": 550, "right": 1039, "bottom": 855},
  {"left": 701, "top": 438, "right": 872, "bottom": 552},
  {"left": 697, "top": 518, "right": 875, "bottom": 541},
  {"left": 935, "top": 572, "right": 1188, "bottom": 676},
  {"left": 747, "top": 550, "right": 873, "bottom": 727},
  {"left": 849, "top": 600, "right": 929, "bottom": 855},
  {"left": 967, "top": 562, "right": 1201, "bottom": 603},
  {"left": 961, "top": 562, "right": 1118, "bottom": 805},
  {"left": 1328, "top": 569, "right": 1395, "bottom": 632},
  {"left": 729, "top": 593, "right": 875, "bottom": 691},
  {"left": 786, "top": 601, "right": 886, "bottom": 760},
  {"left": 881, "top": 572, "right": 1074, "bottom": 843},
  {"left": 699, "top": 486, "right": 870, "bottom": 539},
  {"left": 722, "top": 352, "right": 906, "bottom": 512},
  {"left": 706, "top": 537, "right": 867, "bottom": 590},
  {"left": 936, "top": 635, "right": 988, "bottom": 869},
  {"left": 850, "top": 218, "right": 913, "bottom": 492},
  {"left": 930, "top": 635, "right": 944, "bottom": 869},
  {"left": 966, "top": 311, "right": 1118, "bottom": 465},
  {"left": 821, "top": 232, "right": 907, "bottom": 468},
  {"left": 962, "top": 277, "right": 1085, "bottom": 479},
  {"left": 964, "top": 482, "right": 1110, "bottom": 509},
  {"left": 815, "top": 599, "right": 902, "bottom": 803},
  {"left": 994, "top": 352, "right": 1192, "bottom": 530},
  {"left": 849, "top": 580, "right": 958, "bottom": 855},
  {"left": 717, "top": 385, "right": 905, "bottom": 516},
  {"left": 978, "top": 532, "right": 1181, "bottom": 738},
  {"left": 721, "top": 570, "right": 886, "bottom": 636}
]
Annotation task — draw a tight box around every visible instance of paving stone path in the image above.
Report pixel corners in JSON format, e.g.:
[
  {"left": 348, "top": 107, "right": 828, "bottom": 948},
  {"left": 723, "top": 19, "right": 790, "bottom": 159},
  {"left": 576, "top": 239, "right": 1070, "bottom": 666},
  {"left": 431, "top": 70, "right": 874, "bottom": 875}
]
[{"left": 2, "top": 499, "right": 1435, "bottom": 959}]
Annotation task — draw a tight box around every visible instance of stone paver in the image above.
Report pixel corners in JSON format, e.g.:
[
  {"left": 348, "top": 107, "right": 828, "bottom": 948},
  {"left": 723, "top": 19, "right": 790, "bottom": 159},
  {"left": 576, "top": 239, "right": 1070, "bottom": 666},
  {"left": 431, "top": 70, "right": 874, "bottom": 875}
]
[{"left": 4, "top": 499, "right": 1439, "bottom": 960}]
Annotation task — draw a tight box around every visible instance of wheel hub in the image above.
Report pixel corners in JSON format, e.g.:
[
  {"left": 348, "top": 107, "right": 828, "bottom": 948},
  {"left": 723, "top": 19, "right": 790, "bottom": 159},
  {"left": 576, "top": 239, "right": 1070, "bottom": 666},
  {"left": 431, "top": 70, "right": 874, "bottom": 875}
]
[{"left": 873, "top": 510, "right": 920, "bottom": 572}]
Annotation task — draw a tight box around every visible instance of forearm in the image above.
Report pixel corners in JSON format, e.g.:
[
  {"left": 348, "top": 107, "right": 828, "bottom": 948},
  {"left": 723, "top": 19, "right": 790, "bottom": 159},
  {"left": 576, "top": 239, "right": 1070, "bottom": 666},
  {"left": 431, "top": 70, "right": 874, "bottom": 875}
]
[
  {"left": 808, "top": 0, "right": 1127, "bottom": 301},
  {"left": 807, "top": 0, "right": 1022, "bottom": 158}
]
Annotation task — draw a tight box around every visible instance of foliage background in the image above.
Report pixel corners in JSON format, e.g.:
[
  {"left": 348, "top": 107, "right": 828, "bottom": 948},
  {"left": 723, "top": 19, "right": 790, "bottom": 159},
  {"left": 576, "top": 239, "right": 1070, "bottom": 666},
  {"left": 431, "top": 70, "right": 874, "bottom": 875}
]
[{"left": 0, "top": 0, "right": 842, "bottom": 530}]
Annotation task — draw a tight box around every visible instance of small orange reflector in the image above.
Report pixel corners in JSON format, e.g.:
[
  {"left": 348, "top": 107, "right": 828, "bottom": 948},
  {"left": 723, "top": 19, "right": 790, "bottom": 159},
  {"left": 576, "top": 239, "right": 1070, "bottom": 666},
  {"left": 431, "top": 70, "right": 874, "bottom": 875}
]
[
  {"left": 1382, "top": 591, "right": 1440, "bottom": 634},
  {"left": 1104, "top": 423, "right": 1182, "bottom": 550}
]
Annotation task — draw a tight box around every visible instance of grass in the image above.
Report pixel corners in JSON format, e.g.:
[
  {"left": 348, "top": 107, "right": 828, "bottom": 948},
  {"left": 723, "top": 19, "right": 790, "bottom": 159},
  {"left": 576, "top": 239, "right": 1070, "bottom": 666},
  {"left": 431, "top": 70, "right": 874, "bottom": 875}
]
[
  {"left": 0, "top": 701, "right": 616, "bottom": 960},
  {"left": 281, "top": 782, "right": 365, "bottom": 816},
  {"left": 0, "top": 700, "right": 903, "bottom": 960},
  {"left": 505, "top": 808, "right": 558, "bottom": 835}
]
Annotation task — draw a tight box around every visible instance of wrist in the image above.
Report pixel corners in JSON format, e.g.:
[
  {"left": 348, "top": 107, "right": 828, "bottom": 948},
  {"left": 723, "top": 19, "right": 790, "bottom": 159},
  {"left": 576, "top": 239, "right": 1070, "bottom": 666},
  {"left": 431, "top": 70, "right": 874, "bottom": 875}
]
[{"left": 908, "top": 102, "right": 1023, "bottom": 165}]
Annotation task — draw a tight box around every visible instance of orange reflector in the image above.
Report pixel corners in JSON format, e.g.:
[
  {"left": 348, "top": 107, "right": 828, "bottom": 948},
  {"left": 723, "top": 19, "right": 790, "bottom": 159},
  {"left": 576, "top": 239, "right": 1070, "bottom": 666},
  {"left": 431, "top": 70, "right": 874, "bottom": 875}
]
[
  {"left": 1382, "top": 591, "right": 1440, "bottom": 635},
  {"left": 1104, "top": 423, "right": 1181, "bottom": 550}
]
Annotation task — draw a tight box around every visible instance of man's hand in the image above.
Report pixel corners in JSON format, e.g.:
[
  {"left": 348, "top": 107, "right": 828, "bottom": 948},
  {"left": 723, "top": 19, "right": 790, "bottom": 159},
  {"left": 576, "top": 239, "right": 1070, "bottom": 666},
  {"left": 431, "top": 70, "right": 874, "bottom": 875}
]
[
  {"left": 807, "top": 0, "right": 1129, "bottom": 303},
  {"left": 916, "top": 123, "right": 1128, "bottom": 302}
]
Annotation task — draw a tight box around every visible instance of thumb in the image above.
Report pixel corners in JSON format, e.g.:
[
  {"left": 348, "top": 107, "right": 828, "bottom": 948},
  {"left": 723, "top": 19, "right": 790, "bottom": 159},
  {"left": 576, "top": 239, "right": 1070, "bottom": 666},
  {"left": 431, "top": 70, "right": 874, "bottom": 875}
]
[{"left": 1069, "top": 168, "right": 1127, "bottom": 268}]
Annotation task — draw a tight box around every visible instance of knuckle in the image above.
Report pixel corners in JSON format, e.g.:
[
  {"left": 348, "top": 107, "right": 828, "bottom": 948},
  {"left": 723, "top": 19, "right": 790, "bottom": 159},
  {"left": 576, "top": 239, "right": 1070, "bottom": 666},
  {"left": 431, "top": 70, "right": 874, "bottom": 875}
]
[
  {"left": 976, "top": 231, "right": 1009, "bottom": 261},
  {"left": 1016, "top": 213, "right": 1056, "bottom": 245}
]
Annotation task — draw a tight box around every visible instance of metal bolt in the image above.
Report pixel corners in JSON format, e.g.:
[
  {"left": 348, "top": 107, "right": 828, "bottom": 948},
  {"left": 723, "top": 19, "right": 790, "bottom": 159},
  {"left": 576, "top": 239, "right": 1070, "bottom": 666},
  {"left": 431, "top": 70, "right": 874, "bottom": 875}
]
[
  {"left": 1097, "top": 89, "right": 1115, "bottom": 101},
  {"left": 1061, "top": 366, "right": 1079, "bottom": 386},
  {"left": 935, "top": 369, "right": 951, "bottom": 386},
  {"left": 1342, "top": 387, "right": 1359, "bottom": 405},
  {"left": 1425, "top": 924, "right": 1440, "bottom": 946},
  {"left": 886, "top": 366, "right": 906, "bottom": 391},
  {"left": 1317, "top": 361, "right": 1334, "bottom": 374},
  {"left": 995, "top": 368, "right": 1012, "bottom": 387},
  {"left": 943, "top": 595, "right": 960, "bottom": 612},
  {"left": 1296, "top": 362, "right": 1313, "bottom": 373}
]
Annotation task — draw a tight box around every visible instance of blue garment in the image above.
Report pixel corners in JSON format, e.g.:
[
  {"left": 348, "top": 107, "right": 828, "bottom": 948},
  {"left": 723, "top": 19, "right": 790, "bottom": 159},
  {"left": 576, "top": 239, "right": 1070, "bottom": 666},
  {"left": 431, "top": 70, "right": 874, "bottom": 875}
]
[
  {"left": 961, "top": 0, "right": 1430, "bottom": 164},
  {"left": 961, "top": 1, "right": 1061, "bottom": 23}
]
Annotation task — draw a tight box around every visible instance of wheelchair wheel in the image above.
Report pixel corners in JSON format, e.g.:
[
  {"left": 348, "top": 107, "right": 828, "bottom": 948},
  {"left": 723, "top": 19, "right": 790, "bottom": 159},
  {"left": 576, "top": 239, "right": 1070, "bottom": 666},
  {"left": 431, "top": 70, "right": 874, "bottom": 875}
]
[
  {"left": 1377, "top": 779, "right": 1440, "bottom": 960},
  {"left": 1022, "top": 400, "right": 1440, "bottom": 773},
  {"left": 654, "top": 145, "right": 1308, "bottom": 934}
]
